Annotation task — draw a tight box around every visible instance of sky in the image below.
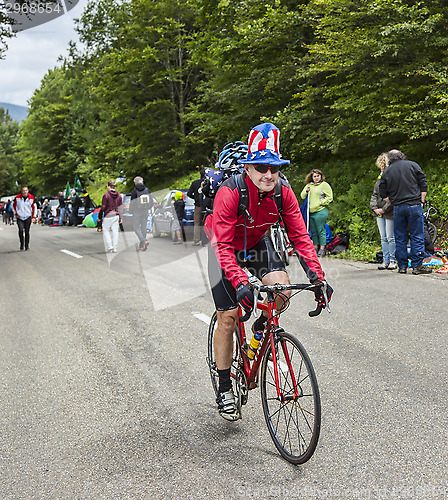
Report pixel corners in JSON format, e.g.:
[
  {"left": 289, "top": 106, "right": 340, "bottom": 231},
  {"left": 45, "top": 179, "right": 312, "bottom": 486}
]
[{"left": 0, "top": 0, "right": 88, "bottom": 107}]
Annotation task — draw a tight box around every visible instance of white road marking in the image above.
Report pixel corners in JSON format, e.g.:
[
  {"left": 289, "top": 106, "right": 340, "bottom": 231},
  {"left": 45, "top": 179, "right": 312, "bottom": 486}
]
[
  {"left": 192, "top": 312, "right": 211, "bottom": 325},
  {"left": 61, "top": 249, "right": 83, "bottom": 259},
  {"left": 0, "top": 227, "right": 3, "bottom": 230}
]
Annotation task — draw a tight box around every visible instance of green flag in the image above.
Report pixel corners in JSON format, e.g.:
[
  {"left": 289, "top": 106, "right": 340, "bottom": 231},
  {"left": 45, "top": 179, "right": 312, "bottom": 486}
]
[
  {"left": 74, "top": 175, "right": 83, "bottom": 193},
  {"left": 64, "top": 182, "right": 70, "bottom": 199}
]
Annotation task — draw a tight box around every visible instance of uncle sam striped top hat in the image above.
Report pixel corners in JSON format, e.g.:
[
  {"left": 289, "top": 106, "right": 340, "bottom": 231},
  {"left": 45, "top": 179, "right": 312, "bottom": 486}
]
[{"left": 238, "top": 123, "right": 290, "bottom": 166}]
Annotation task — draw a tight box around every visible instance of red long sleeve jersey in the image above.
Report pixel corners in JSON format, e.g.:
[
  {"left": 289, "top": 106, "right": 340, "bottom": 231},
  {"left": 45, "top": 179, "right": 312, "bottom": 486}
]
[{"left": 204, "top": 175, "right": 324, "bottom": 289}]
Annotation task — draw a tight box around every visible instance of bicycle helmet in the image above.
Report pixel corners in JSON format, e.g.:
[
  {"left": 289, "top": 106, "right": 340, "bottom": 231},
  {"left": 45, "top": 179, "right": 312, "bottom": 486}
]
[{"left": 218, "top": 141, "right": 248, "bottom": 171}]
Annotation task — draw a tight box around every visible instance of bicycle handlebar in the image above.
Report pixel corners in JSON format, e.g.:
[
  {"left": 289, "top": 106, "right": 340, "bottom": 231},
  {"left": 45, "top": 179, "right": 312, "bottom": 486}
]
[
  {"left": 239, "top": 309, "right": 252, "bottom": 323},
  {"left": 238, "top": 283, "right": 327, "bottom": 322}
]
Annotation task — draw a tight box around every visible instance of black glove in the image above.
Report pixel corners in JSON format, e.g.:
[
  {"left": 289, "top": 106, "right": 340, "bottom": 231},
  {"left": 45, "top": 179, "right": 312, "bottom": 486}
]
[
  {"left": 236, "top": 282, "right": 254, "bottom": 312},
  {"left": 313, "top": 281, "right": 333, "bottom": 308}
]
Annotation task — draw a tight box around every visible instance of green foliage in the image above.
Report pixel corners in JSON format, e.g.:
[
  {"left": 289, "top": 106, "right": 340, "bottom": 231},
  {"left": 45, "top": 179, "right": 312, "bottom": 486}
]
[
  {"left": 424, "top": 160, "right": 448, "bottom": 218},
  {"left": 151, "top": 166, "right": 203, "bottom": 192},
  {"left": 19, "top": 68, "right": 81, "bottom": 194},
  {"left": 0, "top": 108, "right": 21, "bottom": 196},
  {"left": 276, "top": 0, "right": 448, "bottom": 160},
  {"left": 188, "top": 0, "right": 307, "bottom": 153},
  {"left": 9, "top": 0, "right": 448, "bottom": 256},
  {"left": 0, "top": 7, "right": 15, "bottom": 58},
  {"left": 330, "top": 242, "right": 380, "bottom": 263},
  {"left": 73, "top": 0, "right": 208, "bottom": 184}
]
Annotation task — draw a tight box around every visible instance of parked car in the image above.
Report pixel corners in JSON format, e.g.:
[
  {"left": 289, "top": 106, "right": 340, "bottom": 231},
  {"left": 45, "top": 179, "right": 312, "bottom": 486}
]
[
  {"left": 120, "top": 193, "right": 133, "bottom": 231},
  {"left": 151, "top": 189, "right": 194, "bottom": 241}
]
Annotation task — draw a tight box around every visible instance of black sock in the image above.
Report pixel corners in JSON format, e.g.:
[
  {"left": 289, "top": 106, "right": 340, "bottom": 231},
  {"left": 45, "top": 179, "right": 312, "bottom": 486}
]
[
  {"left": 218, "top": 368, "right": 232, "bottom": 394},
  {"left": 253, "top": 314, "right": 268, "bottom": 332}
]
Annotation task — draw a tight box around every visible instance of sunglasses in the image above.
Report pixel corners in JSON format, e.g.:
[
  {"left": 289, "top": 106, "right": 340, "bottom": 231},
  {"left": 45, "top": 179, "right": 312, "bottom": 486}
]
[{"left": 253, "top": 164, "right": 280, "bottom": 174}]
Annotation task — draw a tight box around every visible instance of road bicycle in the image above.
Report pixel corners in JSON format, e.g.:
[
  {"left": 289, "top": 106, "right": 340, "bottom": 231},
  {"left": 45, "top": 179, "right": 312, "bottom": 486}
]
[
  {"left": 207, "top": 281, "right": 328, "bottom": 464},
  {"left": 269, "top": 221, "right": 292, "bottom": 266}
]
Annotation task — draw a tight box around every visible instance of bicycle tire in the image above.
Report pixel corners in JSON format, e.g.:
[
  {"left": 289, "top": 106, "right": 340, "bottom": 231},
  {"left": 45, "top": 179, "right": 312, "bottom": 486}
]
[
  {"left": 270, "top": 226, "right": 279, "bottom": 254},
  {"left": 260, "top": 331, "right": 321, "bottom": 464},
  {"left": 427, "top": 222, "right": 437, "bottom": 244},
  {"left": 281, "top": 232, "right": 290, "bottom": 266},
  {"left": 275, "top": 227, "right": 290, "bottom": 267},
  {"left": 207, "top": 312, "right": 245, "bottom": 404}
]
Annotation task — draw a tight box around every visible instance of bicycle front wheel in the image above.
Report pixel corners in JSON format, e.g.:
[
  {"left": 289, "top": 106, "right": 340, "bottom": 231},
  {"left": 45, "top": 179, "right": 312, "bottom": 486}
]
[{"left": 260, "top": 331, "right": 321, "bottom": 464}]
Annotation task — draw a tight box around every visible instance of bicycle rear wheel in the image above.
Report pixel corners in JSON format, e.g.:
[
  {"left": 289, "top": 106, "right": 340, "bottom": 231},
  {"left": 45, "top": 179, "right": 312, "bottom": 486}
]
[
  {"left": 207, "top": 313, "right": 246, "bottom": 406},
  {"left": 427, "top": 222, "right": 437, "bottom": 244},
  {"left": 275, "top": 228, "right": 290, "bottom": 266},
  {"left": 260, "top": 331, "right": 321, "bottom": 464}
]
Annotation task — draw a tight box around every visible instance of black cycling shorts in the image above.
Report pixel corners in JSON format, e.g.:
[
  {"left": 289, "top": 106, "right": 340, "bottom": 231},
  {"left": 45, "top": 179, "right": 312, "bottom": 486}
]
[{"left": 208, "top": 234, "right": 286, "bottom": 311}]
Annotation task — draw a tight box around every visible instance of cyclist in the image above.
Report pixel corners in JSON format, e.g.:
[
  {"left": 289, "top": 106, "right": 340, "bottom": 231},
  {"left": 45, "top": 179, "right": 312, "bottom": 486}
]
[{"left": 204, "top": 123, "right": 332, "bottom": 421}]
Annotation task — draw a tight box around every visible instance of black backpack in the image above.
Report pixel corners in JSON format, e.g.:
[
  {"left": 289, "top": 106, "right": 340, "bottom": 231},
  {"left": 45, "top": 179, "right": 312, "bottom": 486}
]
[
  {"left": 205, "top": 171, "right": 286, "bottom": 224},
  {"left": 138, "top": 188, "right": 153, "bottom": 208},
  {"left": 325, "top": 231, "right": 350, "bottom": 254}
]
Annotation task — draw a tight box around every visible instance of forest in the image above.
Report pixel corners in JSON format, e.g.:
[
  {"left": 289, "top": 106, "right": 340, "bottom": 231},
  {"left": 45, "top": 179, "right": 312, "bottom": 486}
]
[{"left": 2, "top": 0, "right": 448, "bottom": 249}]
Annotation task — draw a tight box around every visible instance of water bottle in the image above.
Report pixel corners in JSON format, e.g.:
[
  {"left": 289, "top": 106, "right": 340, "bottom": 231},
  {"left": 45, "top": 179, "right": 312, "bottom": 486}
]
[{"left": 247, "top": 331, "right": 263, "bottom": 360}]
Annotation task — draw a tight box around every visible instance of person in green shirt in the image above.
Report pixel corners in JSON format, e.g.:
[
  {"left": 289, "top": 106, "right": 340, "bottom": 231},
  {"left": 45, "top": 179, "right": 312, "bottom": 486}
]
[{"left": 301, "top": 169, "right": 333, "bottom": 257}]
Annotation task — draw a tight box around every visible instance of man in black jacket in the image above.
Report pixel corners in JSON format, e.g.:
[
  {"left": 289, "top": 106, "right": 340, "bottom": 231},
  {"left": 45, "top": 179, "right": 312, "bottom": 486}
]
[
  {"left": 187, "top": 168, "right": 206, "bottom": 246},
  {"left": 130, "top": 176, "right": 154, "bottom": 251},
  {"left": 379, "top": 149, "right": 431, "bottom": 275}
]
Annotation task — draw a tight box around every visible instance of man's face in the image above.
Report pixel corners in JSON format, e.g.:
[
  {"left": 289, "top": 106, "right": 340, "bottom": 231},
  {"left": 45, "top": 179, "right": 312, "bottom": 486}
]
[
  {"left": 21, "top": 187, "right": 29, "bottom": 197},
  {"left": 244, "top": 164, "right": 279, "bottom": 193}
]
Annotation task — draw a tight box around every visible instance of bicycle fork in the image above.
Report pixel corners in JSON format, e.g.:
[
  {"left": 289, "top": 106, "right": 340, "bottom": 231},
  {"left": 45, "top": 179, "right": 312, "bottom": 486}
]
[{"left": 269, "top": 328, "right": 302, "bottom": 402}]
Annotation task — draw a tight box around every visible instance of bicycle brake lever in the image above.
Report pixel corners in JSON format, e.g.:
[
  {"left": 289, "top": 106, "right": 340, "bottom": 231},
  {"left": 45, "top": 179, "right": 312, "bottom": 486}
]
[
  {"left": 253, "top": 287, "right": 259, "bottom": 318},
  {"left": 322, "top": 286, "right": 331, "bottom": 313}
]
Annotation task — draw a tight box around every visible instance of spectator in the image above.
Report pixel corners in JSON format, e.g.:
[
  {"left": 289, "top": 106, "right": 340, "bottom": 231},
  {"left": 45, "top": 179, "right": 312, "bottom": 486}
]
[
  {"left": 379, "top": 149, "right": 431, "bottom": 275},
  {"left": 101, "top": 180, "right": 123, "bottom": 253},
  {"left": 58, "top": 191, "right": 66, "bottom": 226},
  {"left": 82, "top": 191, "right": 93, "bottom": 221},
  {"left": 5, "top": 200, "right": 14, "bottom": 224},
  {"left": 300, "top": 169, "right": 333, "bottom": 257},
  {"left": 12, "top": 186, "right": 37, "bottom": 251},
  {"left": 187, "top": 168, "right": 206, "bottom": 246},
  {"left": 370, "top": 153, "right": 397, "bottom": 270},
  {"left": 40, "top": 199, "right": 52, "bottom": 225},
  {"left": 172, "top": 191, "right": 185, "bottom": 245},
  {"left": 130, "top": 176, "right": 154, "bottom": 251},
  {"left": 71, "top": 193, "right": 82, "bottom": 226}
]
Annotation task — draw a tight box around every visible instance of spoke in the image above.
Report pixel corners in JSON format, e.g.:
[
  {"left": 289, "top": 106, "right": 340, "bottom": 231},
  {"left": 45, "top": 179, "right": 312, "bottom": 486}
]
[
  {"left": 289, "top": 400, "right": 315, "bottom": 417},
  {"left": 283, "top": 399, "right": 308, "bottom": 452},
  {"left": 268, "top": 400, "right": 289, "bottom": 420},
  {"left": 282, "top": 396, "right": 308, "bottom": 455},
  {"left": 280, "top": 392, "right": 293, "bottom": 452}
]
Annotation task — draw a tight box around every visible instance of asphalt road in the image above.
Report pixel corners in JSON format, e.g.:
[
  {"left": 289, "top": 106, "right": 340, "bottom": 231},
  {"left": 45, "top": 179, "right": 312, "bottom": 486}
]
[{"left": 1, "top": 223, "right": 447, "bottom": 499}]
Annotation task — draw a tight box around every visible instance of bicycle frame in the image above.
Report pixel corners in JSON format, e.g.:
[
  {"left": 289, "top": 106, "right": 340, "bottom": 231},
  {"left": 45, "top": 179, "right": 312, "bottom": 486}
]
[{"left": 235, "top": 294, "right": 300, "bottom": 401}]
